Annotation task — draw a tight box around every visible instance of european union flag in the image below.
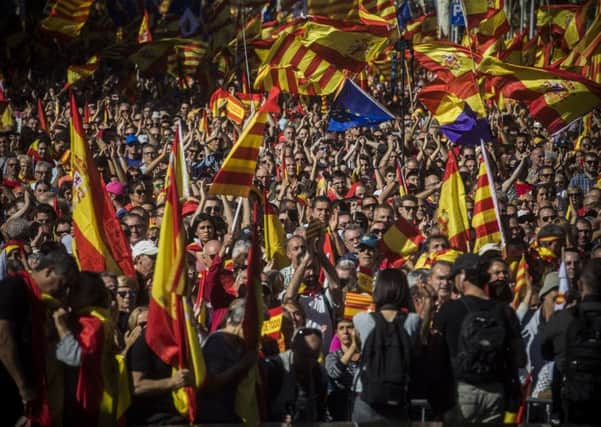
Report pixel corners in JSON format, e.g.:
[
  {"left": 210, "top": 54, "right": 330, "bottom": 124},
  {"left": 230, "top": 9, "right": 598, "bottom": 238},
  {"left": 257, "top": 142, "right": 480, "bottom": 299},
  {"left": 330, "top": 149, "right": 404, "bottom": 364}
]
[
  {"left": 397, "top": 1, "right": 412, "bottom": 30},
  {"left": 327, "top": 79, "right": 395, "bottom": 132}
]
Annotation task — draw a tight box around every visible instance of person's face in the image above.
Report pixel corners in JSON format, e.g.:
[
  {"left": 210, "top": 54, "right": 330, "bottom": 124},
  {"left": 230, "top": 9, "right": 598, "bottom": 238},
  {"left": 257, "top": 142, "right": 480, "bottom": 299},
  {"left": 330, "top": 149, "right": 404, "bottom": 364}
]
[
  {"left": 336, "top": 321, "right": 354, "bottom": 346},
  {"left": 428, "top": 263, "right": 452, "bottom": 302},
  {"left": 34, "top": 184, "right": 50, "bottom": 199},
  {"left": 255, "top": 169, "right": 271, "bottom": 189},
  {"left": 195, "top": 220, "right": 215, "bottom": 243},
  {"left": 361, "top": 198, "right": 377, "bottom": 220},
  {"left": 488, "top": 261, "right": 509, "bottom": 282},
  {"left": 286, "top": 238, "right": 306, "bottom": 265},
  {"left": 428, "top": 237, "right": 448, "bottom": 253},
  {"left": 425, "top": 174, "right": 441, "bottom": 191},
  {"left": 462, "top": 149, "right": 475, "bottom": 162},
  {"left": 116, "top": 284, "right": 137, "bottom": 312},
  {"left": 284, "top": 304, "right": 305, "bottom": 330},
  {"left": 584, "top": 156, "right": 598, "bottom": 175},
  {"left": 332, "top": 177, "right": 346, "bottom": 194},
  {"left": 359, "top": 159, "right": 370, "bottom": 175},
  {"left": 400, "top": 200, "right": 418, "bottom": 222},
  {"left": 568, "top": 188, "right": 583, "bottom": 207},
  {"left": 374, "top": 207, "right": 392, "bottom": 226},
  {"left": 35, "top": 211, "right": 51, "bottom": 225},
  {"left": 575, "top": 221, "right": 591, "bottom": 247},
  {"left": 204, "top": 200, "right": 222, "bottom": 216},
  {"left": 142, "top": 146, "right": 157, "bottom": 163},
  {"left": 357, "top": 245, "right": 375, "bottom": 267},
  {"left": 465, "top": 159, "right": 477, "bottom": 175},
  {"left": 354, "top": 185, "right": 366, "bottom": 199},
  {"left": 515, "top": 137, "right": 527, "bottom": 152},
  {"left": 508, "top": 217, "right": 523, "bottom": 240},
  {"left": 124, "top": 218, "right": 147, "bottom": 244},
  {"left": 536, "top": 188, "right": 552, "bottom": 204},
  {"left": 538, "top": 207, "right": 556, "bottom": 226},
  {"left": 344, "top": 229, "right": 362, "bottom": 253},
  {"left": 530, "top": 149, "right": 544, "bottom": 167},
  {"left": 338, "top": 214, "right": 351, "bottom": 231},
  {"left": 4, "top": 158, "right": 19, "bottom": 177},
  {"left": 543, "top": 289, "right": 558, "bottom": 311},
  {"left": 539, "top": 168, "right": 554, "bottom": 183},
  {"left": 313, "top": 201, "right": 330, "bottom": 223},
  {"left": 284, "top": 126, "right": 295, "bottom": 141},
  {"left": 34, "top": 166, "right": 52, "bottom": 183},
  {"left": 101, "top": 275, "right": 117, "bottom": 293},
  {"left": 564, "top": 251, "right": 581, "bottom": 280}
]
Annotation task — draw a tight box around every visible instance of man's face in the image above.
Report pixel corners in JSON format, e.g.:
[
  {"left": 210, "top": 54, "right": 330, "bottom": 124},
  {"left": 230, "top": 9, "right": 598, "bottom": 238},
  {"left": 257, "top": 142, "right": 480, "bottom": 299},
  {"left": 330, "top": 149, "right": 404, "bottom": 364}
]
[
  {"left": 135, "top": 254, "right": 156, "bottom": 279},
  {"left": 357, "top": 245, "right": 375, "bottom": 268},
  {"left": 539, "top": 168, "right": 554, "bottom": 184},
  {"left": 584, "top": 155, "right": 598, "bottom": 176},
  {"left": 361, "top": 198, "right": 377, "bottom": 220},
  {"left": 204, "top": 200, "right": 222, "bottom": 216},
  {"left": 344, "top": 229, "right": 362, "bottom": 254},
  {"left": 331, "top": 177, "right": 347, "bottom": 194},
  {"left": 126, "top": 142, "right": 141, "bottom": 158},
  {"left": 428, "top": 263, "right": 452, "bottom": 302},
  {"left": 374, "top": 207, "right": 392, "bottom": 227},
  {"left": 538, "top": 207, "right": 556, "bottom": 227},
  {"left": 313, "top": 201, "right": 330, "bottom": 224},
  {"left": 286, "top": 237, "right": 306, "bottom": 265},
  {"left": 488, "top": 260, "right": 509, "bottom": 282},
  {"left": 124, "top": 217, "right": 147, "bottom": 244},
  {"left": 34, "top": 165, "right": 52, "bottom": 183},
  {"left": 575, "top": 221, "right": 592, "bottom": 247},
  {"left": 35, "top": 267, "right": 68, "bottom": 298},
  {"left": 399, "top": 199, "right": 417, "bottom": 222},
  {"left": 428, "top": 237, "right": 448, "bottom": 253},
  {"left": 338, "top": 213, "right": 351, "bottom": 231},
  {"left": 530, "top": 149, "right": 544, "bottom": 168},
  {"left": 564, "top": 251, "right": 581, "bottom": 280}
]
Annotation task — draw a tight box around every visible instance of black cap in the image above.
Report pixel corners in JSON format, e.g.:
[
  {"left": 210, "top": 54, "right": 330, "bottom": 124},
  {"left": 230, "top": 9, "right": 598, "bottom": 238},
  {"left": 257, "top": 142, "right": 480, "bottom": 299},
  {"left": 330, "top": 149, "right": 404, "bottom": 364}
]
[{"left": 450, "top": 253, "right": 484, "bottom": 278}]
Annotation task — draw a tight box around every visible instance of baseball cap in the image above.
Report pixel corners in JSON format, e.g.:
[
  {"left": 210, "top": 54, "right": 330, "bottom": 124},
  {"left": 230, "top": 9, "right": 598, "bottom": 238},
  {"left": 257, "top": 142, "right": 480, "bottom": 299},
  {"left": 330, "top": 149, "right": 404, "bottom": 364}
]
[
  {"left": 106, "top": 181, "right": 125, "bottom": 196},
  {"left": 478, "top": 243, "right": 502, "bottom": 257},
  {"left": 182, "top": 200, "right": 199, "bottom": 216},
  {"left": 450, "top": 253, "right": 484, "bottom": 278},
  {"left": 358, "top": 233, "right": 379, "bottom": 249},
  {"left": 539, "top": 271, "right": 559, "bottom": 298},
  {"left": 131, "top": 240, "right": 159, "bottom": 258},
  {"left": 125, "top": 134, "right": 139, "bottom": 145}
]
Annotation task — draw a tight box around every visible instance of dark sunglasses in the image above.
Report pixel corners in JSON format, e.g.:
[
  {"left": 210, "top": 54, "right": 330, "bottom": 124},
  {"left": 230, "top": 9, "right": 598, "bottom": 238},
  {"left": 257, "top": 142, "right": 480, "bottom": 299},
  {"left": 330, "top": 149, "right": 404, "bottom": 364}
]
[{"left": 117, "top": 290, "right": 137, "bottom": 298}]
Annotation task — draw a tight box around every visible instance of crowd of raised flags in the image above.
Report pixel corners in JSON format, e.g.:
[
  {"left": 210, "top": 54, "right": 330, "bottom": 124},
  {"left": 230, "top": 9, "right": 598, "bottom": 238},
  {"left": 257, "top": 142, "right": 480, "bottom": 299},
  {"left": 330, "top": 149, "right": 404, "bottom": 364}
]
[{"left": 0, "top": 0, "right": 601, "bottom": 425}]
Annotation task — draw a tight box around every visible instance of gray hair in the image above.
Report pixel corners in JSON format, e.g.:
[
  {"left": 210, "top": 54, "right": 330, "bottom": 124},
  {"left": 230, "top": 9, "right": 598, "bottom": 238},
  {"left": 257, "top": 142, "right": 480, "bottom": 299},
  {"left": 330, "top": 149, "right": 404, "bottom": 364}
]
[
  {"left": 4, "top": 218, "right": 30, "bottom": 241},
  {"left": 227, "top": 299, "right": 246, "bottom": 326},
  {"left": 407, "top": 268, "right": 429, "bottom": 288},
  {"left": 232, "top": 239, "right": 251, "bottom": 260}
]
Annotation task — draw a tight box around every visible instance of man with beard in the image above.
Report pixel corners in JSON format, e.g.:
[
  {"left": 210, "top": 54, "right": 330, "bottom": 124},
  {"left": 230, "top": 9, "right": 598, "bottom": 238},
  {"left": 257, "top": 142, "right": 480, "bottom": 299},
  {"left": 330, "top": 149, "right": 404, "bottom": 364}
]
[{"left": 487, "top": 258, "right": 512, "bottom": 304}]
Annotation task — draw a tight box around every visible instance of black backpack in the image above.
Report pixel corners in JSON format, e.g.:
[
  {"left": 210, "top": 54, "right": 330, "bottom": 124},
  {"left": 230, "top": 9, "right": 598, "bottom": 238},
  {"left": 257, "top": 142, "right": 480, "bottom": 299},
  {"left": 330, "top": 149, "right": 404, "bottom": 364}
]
[
  {"left": 561, "top": 306, "right": 601, "bottom": 403},
  {"left": 360, "top": 311, "right": 412, "bottom": 407},
  {"left": 454, "top": 299, "right": 507, "bottom": 384}
]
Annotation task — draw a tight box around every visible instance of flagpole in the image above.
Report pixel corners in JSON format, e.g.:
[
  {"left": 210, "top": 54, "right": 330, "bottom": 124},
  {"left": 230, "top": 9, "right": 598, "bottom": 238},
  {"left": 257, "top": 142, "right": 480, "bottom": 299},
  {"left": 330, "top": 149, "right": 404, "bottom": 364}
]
[{"left": 231, "top": 197, "right": 243, "bottom": 233}]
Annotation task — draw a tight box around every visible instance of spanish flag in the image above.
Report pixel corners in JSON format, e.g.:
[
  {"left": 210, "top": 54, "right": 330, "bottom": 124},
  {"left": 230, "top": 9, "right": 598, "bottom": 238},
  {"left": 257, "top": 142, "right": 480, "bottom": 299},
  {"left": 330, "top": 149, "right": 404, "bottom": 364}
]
[
  {"left": 0, "top": 97, "right": 14, "bottom": 131},
  {"left": 209, "top": 87, "right": 280, "bottom": 197},
  {"left": 264, "top": 200, "right": 290, "bottom": 270},
  {"left": 379, "top": 215, "right": 425, "bottom": 258},
  {"left": 404, "top": 13, "right": 437, "bottom": 43},
  {"left": 209, "top": 88, "right": 246, "bottom": 124},
  {"left": 146, "top": 129, "right": 206, "bottom": 422},
  {"left": 472, "top": 145, "right": 503, "bottom": 253},
  {"left": 460, "top": 0, "right": 489, "bottom": 29},
  {"left": 436, "top": 151, "right": 470, "bottom": 252},
  {"left": 479, "top": 56, "right": 601, "bottom": 134},
  {"left": 37, "top": 98, "right": 49, "bottom": 133},
  {"left": 70, "top": 94, "right": 135, "bottom": 276},
  {"left": 198, "top": 109, "right": 209, "bottom": 135},
  {"left": 66, "top": 55, "right": 100, "bottom": 88},
  {"left": 413, "top": 42, "right": 480, "bottom": 83}
]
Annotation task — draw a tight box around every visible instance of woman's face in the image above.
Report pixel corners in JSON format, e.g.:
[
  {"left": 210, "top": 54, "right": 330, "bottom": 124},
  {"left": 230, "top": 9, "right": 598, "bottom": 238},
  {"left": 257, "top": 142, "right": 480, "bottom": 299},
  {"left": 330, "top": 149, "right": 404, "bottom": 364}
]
[
  {"left": 195, "top": 220, "right": 215, "bottom": 243},
  {"left": 336, "top": 321, "right": 354, "bottom": 346},
  {"left": 116, "top": 283, "right": 137, "bottom": 313},
  {"left": 130, "top": 185, "right": 147, "bottom": 205}
]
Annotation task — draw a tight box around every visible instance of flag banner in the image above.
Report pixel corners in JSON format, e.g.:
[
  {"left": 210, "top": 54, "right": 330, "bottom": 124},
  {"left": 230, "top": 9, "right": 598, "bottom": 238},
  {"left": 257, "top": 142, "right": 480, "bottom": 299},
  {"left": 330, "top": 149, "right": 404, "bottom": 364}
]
[
  {"left": 472, "top": 146, "right": 503, "bottom": 252},
  {"left": 344, "top": 292, "right": 375, "bottom": 319}
]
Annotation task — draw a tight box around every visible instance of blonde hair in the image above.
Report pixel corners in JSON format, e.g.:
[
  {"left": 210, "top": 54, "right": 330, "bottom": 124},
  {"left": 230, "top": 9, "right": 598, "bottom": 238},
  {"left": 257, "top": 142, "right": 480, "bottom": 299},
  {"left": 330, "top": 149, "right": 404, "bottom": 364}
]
[
  {"left": 117, "top": 275, "right": 138, "bottom": 291},
  {"left": 127, "top": 306, "right": 148, "bottom": 331}
]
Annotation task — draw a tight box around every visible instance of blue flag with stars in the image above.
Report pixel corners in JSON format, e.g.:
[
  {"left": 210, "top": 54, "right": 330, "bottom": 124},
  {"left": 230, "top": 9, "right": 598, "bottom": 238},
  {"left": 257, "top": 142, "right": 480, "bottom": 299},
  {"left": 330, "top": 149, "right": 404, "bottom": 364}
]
[{"left": 327, "top": 79, "right": 395, "bottom": 132}]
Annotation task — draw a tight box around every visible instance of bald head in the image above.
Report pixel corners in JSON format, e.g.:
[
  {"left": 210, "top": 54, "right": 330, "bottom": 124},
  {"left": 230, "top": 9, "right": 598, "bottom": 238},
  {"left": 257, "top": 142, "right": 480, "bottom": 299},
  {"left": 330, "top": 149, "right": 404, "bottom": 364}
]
[{"left": 204, "top": 240, "right": 221, "bottom": 257}]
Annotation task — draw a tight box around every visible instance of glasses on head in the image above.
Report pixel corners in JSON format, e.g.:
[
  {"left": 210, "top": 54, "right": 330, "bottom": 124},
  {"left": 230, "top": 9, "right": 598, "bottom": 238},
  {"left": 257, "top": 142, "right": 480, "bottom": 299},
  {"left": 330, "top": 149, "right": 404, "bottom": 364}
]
[{"left": 117, "top": 290, "right": 137, "bottom": 298}]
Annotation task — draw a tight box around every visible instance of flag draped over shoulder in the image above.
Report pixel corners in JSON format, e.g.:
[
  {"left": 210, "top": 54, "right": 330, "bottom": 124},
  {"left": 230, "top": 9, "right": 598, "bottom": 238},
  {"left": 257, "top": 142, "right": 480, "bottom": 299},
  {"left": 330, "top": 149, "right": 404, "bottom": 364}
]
[
  {"left": 437, "top": 151, "right": 470, "bottom": 252},
  {"left": 472, "top": 146, "right": 503, "bottom": 253},
  {"left": 41, "top": 0, "right": 94, "bottom": 39},
  {"left": 209, "top": 88, "right": 280, "bottom": 197},
  {"left": 70, "top": 94, "right": 135, "bottom": 276},
  {"left": 478, "top": 56, "right": 601, "bottom": 134},
  {"left": 146, "top": 129, "right": 206, "bottom": 422}
]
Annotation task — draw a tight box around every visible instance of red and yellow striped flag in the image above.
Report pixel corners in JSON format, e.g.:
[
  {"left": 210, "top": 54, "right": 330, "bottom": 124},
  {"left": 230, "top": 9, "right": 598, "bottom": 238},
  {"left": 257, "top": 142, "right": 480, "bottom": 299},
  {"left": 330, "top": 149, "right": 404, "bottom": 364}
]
[
  {"left": 358, "top": 0, "right": 397, "bottom": 27},
  {"left": 307, "top": 0, "right": 359, "bottom": 21},
  {"left": 511, "top": 255, "right": 529, "bottom": 309},
  {"left": 344, "top": 292, "right": 375, "bottom": 319},
  {"left": 379, "top": 215, "right": 425, "bottom": 258},
  {"left": 209, "top": 88, "right": 280, "bottom": 197},
  {"left": 479, "top": 56, "right": 601, "bottom": 134},
  {"left": 138, "top": 9, "right": 153, "bottom": 44},
  {"left": 146, "top": 129, "right": 206, "bottom": 422},
  {"left": 41, "top": 0, "right": 94, "bottom": 39},
  {"left": 225, "top": 94, "right": 245, "bottom": 125},
  {"left": 413, "top": 42, "right": 480, "bottom": 83},
  {"left": 70, "top": 93, "right": 135, "bottom": 276},
  {"left": 437, "top": 151, "right": 470, "bottom": 252},
  {"left": 66, "top": 55, "right": 100, "bottom": 88},
  {"left": 472, "top": 147, "right": 503, "bottom": 253},
  {"left": 37, "top": 98, "right": 48, "bottom": 133}
]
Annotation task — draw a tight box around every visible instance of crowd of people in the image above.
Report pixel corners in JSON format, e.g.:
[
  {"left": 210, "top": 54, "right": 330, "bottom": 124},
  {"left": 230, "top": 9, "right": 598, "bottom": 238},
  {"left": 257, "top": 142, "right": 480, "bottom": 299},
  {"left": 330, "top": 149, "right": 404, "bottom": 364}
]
[{"left": 1, "top": 58, "right": 601, "bottom": 427}]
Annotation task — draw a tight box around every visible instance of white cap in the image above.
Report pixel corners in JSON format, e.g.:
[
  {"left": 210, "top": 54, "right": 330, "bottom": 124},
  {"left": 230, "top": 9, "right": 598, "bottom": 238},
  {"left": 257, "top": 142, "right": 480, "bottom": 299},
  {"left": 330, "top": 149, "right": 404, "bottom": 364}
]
[
  {"left": 132, "top": 240, "right": 158, "bottom": 258},
  {"left": 478, "top": 242, "right": 502, "bottom": 256}
]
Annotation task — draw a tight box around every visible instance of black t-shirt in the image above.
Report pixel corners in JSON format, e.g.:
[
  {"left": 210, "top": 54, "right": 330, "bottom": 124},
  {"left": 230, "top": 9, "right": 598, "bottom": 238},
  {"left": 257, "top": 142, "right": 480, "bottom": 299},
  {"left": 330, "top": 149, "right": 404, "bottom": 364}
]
[
  {"left": 0, "top": 276, "right": 34, "bottom": 424},
  {"left": 432, "top": 295, "right": 522, "bottom": 382},
  {"left": 126, "top": 329, "right": 177, "bottom": 423}
]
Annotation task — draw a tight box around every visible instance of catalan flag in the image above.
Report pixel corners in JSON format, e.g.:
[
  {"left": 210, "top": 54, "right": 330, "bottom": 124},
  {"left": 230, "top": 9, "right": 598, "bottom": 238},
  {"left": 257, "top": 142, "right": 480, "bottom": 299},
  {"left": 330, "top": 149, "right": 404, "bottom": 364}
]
[
  {"left": 358, "top": 0, "right": 398, "bottom": 28},
  {"left": 536, "top": 4, "right": 580, "bottom": 48},
  {"left": 146, "top": 128, "right": 205, "bottom": 422},
  {"left": 511, "top": 255, "right": 529, "bottom": 309},
  {"left": 478, "top": 56, "right": 601, "bottom": 134},
  {"left": 307, "top": 0, "right": 359, "bottom": 22},
  {"left": 436, "top": 151, "right": 470, "bottom": 252},
  {"left": 209, "top": 88, "right": 280, "bottom": 197},
  {"left": 70, "top": 93, "right": 135, "bottom": 277},
  {"left": 66, "top": 55, "right": 100, "bottom": 88},
  {"left": 138, "top": 9, "right": 153, "bottom": 44},
  {"left": 264, "top": 200, "right": 290, "bottom": 270},
  {"left": 41, "top": 0, "right": 94, "bottom": 39},
  {"left": 344, "top": 292, "right": 375, "bottom": 320},
  {"left": 166, "top": 39, "right": 207, "bottom": 88},
  {"left": 209, "top": 88, "right": 246, "bottom": 124},
  {"left": 379, "top": 215, "right": 425, "bottom": 258},
  {"left": 460, "top": 0, "right": 489, "bottom": 29},
  {"left": 413, "top": 42, "right": 479, "bottom": 83},
  {"left": 472, "top": 144, "right": 503, "bottom": 253},
  {"left": 254, "top": 33, "right": 344, "bottom": 95}
]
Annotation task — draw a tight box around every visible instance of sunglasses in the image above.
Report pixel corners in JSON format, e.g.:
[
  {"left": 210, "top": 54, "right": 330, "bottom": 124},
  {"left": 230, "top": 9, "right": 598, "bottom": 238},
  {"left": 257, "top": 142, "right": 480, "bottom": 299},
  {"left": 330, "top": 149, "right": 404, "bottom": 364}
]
[
  {"left": 127, "top": 224, "right": 144, "bottom": 230},
  {"left": 117, "top": 290, "right": 137, "bottom": 298},
  {"left": 135, "top": 189, "right": 146, "bottom": 195},
  {"left": 370, "top": 228, "right": 386, "bottom": 235},
  {"left": 541, "top": 216, "right": 557, "bottom": 222},
  {"left": 402, "top": 205, "right": 417, "bottom": 211}
]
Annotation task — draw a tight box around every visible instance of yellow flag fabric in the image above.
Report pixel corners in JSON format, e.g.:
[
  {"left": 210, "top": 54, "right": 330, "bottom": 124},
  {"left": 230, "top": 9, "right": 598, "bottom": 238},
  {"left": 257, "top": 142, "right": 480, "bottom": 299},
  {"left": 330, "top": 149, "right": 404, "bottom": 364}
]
[
  {"left": 264, "top": 202, "right": 290, "bottom": 270},
  {"left": 67, "top": 55, "right": 100, "bottom": 87},
  {"left": 472, "top": 150, "right": 503, "bottom": 252},
  {"left": 0, "top": 102, "right": 14, "bottom": 130},
  {"left": 41, "top": 0, "right": 94, "bottom": 39},
  {"left": 436, "top": 151, "right": 470, "bottom": 252}
]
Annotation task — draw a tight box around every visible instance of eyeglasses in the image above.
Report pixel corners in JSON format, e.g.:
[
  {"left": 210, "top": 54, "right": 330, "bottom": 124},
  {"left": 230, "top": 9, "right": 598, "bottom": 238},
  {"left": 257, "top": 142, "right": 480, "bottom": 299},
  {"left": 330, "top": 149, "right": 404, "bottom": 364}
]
[
  {"left": 143, "top": 151, "right": 156, "bottom": 156},
  {"left": 370, "top": 228, "right": 386, "bottom": 235},
  {"left": 359, "top": 246, "right": 375, "bottom": 253},
  {"left": 541, "top": 216, "right": 557, "bottom": 222},
  {"left": 117, "top": 290, "right": 137, "bottom": 298},
  {"left": 205, "top": 206, "right": 221, "bottom": 213},
  {"left": 402, "top": 205, "right": 417, "bottom": 211},
  {"left": 362, "top": 203, "right": 377, "bottom": 210},
  {"left": 568, "top": 192, "right": 582, "bottom": 197},
  {"left": 135, "top": 189, "right": 146, "bottom": 195},
  {"left": 127, "top": 224, "right": 144, "bottom": 230},
  {"left": 586, "top": 160, "right": 598, "bottom": 165}
]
